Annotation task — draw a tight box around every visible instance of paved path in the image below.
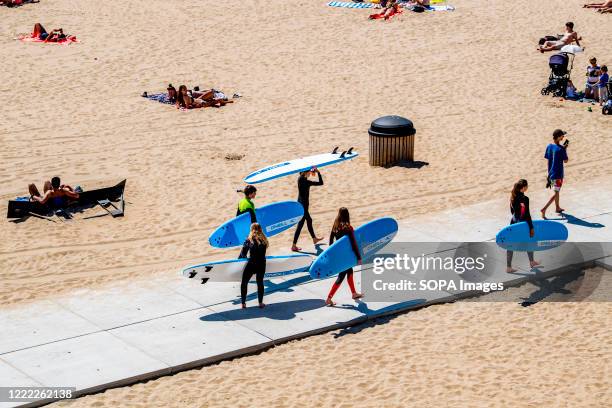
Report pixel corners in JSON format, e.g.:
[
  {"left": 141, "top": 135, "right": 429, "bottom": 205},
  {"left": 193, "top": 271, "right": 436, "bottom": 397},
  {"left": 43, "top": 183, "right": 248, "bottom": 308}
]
[{"left": 1, "top": 181, "right": 611, "bottom": 407}]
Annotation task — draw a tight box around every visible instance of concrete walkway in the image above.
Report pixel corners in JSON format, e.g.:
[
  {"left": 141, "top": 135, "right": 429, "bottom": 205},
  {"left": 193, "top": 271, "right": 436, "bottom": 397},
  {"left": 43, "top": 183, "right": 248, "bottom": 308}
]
[{"left": 1, "top": 182, "right": 611, "bottom": 408}]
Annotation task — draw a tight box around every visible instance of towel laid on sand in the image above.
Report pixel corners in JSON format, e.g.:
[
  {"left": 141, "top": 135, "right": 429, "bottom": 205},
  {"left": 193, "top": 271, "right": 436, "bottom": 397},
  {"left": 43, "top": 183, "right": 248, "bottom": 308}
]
[
  {"left": 327, "top": 1, "right": 454, "bottom": 10},
  {"left": 369, "top": 7, "right": 403, "bottom": 19},
  {"left": 18, "top": 34, "right": 78, "bottom": 44},
  {"left": 143, "top": 93, "right": 173, "bottom": 105},
  {"left": 328, "top": 2, "right": 374, "bottom": 8}
]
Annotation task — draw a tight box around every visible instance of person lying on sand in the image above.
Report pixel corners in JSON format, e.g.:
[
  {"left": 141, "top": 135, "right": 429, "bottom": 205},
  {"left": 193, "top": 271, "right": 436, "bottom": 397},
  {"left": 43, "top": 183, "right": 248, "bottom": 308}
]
[
  {"left": 408, "top": 0, "right": 430, "bottom": 6},
  {"left": 370, "top": 0, "right": 400, "bottom": 20},
  {"left": 32, "top": 23, "right": 70, "bottom": 42},
  {"left": 538, "top": 22, "right": 581, "bottom": 53},
  {"left": 0, "top": 0, "right": 38, "bottom": 7},
  {"left": 583, "top": 0, "right": 612, "bottom": 8},
  {"left": 29, "top": 176, "right": 79, "bottom": 206},
  {"left": 176, "top": 85, "right": 233, "bottom": 109}
]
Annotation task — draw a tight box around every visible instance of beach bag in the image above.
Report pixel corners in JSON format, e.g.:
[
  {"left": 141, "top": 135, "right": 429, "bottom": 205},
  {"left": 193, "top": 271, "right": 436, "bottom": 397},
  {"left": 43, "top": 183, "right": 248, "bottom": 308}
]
[{"left": 410, "top": 5, "right": 425, "bottom": 12}]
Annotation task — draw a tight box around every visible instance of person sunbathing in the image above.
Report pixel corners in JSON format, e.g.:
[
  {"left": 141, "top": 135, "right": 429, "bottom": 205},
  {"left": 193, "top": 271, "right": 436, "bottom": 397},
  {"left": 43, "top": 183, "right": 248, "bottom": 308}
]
[
  {"left": 29, "top": 177, "right": 79, "bottom": 206},
  {"left": 32, "top": 23, "right": 69, "bottom": 42},
  {"left": 370, "top": 0, "right": 400, "bottom": 19},
  {"left": 538, "top": 22, "right": 581, "bottom": 53},
  {"left": 176, "top": 84, "right": 232, "bottom": 109},
  {"left": 583, "top": 0, "right": 612, "bottom": 8}
]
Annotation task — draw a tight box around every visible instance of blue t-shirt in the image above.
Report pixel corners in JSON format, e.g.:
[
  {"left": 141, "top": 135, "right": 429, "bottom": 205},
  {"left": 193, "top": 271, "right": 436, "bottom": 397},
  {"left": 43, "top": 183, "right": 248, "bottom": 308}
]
[
  {"left": 598, "top": 72, "right": 609, "bottom": 88},
  {"left": 545, "top": 143, "right": 568, "bottom": 180}
]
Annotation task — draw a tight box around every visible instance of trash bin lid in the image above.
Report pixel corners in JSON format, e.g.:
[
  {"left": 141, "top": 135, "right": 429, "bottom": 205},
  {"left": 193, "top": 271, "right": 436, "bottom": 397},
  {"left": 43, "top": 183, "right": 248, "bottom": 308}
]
[{"left": 368, "top": 115, "right": 416, "bottom": 137}]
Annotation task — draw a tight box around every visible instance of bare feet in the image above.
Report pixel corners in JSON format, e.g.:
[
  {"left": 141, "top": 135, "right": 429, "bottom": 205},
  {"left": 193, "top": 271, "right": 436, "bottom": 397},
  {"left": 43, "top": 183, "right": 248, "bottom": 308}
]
[
  {"left": 352, "top": 293, "right": 364, "bottom": 300},
  {"left": 313, "top": 237, "right": 324, "bottom": 245},
  {"left": 259, "top": 303, "right": 266, "bottom": 309},
  {"left": 241, "top": 303, "right": 246, "bottom": 309},
  {"left": 530, "top": 260, "right": 541, "bottom": 268},
  {"left": 555, "top": 208, "right": 565, "bottom": 213},
  {"left": 506, "top": 267, "right": 517, "bottom": 273},
  {"left": 541, "top": 209, "right": 547, "bottom": 219},
  {"left": 291, "top": 245, "right": 301, "bottom": 252},
  {"left": 325, "top": 297, "right": 336, "bottom": 306}
]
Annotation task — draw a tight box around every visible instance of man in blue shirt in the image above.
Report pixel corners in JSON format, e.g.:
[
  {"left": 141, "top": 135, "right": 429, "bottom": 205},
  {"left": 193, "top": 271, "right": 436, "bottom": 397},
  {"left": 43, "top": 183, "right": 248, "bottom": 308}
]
[{"left": 542, "top": 129, "right": 569, "bottom": 219}]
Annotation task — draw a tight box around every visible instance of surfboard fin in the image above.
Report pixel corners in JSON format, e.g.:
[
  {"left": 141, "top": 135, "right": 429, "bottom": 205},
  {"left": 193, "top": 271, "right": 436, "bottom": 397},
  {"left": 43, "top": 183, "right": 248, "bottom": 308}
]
[
  {"left": 201, "top": 278, "right": 209, "bottom": 285},
  {"left": 347, "top": 147, "right": 354, "bottom": 154},
  {"left": 340, "top": 150, "right": 347, "bottom": 158},
  {"left": 332, "top": 147, "right": 339, "bottom": 154},
  {"left": 188, "top": 270, "right": 197, "bottom": 279}
]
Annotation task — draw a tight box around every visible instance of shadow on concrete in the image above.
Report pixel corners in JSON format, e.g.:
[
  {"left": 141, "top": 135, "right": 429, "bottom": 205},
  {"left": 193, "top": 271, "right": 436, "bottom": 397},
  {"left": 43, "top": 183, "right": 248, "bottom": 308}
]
[
  {"left": 332, "top": 298, "right": 427, "bottom": 337},
  {"left": 201, "top": 299, "right": 326, "bottom": 321},
  {"left": 561, "top": 212, "right": 605, "bottom": 229}
]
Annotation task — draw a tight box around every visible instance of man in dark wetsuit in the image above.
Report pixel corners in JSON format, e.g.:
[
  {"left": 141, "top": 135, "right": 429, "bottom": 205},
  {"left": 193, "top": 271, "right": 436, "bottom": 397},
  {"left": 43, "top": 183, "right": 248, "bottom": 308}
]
[
  {"left": 28, "top": 176, "right": 79, "bottom": 206},
  {"left": 291, "top": 168, "right": 324, "bottom": 251}
]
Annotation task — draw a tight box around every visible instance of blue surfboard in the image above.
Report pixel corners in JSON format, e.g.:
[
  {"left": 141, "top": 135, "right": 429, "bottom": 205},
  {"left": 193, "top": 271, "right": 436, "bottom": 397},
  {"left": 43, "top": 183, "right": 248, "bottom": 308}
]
[
  {"left": 496, "top": 220, "right": 568, "bottom": 252},
  {"left": 309, "top": 217, "right": 398, "bottom": 279},
  {"left": 209, "top": 201, "right": 304, "bottom": 248}
]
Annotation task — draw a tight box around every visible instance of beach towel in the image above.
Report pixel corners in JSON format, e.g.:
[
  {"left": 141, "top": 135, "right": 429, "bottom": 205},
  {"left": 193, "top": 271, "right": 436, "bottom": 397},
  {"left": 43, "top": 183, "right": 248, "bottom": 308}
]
[
  {"left": 143, "top": 93, "right": 174, "bottom": 105},
  {"left": 369, "top": 7, "right": 403, "bottom": 19},
  {"left": 327, "top": 1, "right": 454, "bottom": 11},
  {"left": 18, "top": 34, "right": 78, "bottom": 44},
  {"left": 328, "top": 1, "right": 374, "bottom": 8}
]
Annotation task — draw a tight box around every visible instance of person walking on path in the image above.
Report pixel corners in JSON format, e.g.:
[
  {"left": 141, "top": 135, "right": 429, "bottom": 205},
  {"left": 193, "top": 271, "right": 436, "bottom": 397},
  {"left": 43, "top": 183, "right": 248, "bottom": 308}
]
[
  {"left": 542, "top": 129, "right": 569, "bottom": 219},
  {"left": 325, "top": 208, "right": 363, "bottom": 306},
  {"left": 507, "top": 179, "right": 540, "bottom": 273},
  {"left": 291, "top": 168, "right": 324, "bottom": 251}
]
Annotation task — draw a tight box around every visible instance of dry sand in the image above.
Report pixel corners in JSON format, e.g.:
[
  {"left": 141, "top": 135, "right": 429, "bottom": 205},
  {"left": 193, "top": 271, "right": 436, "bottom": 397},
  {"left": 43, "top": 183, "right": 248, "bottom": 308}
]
[
  {"left": 1, "top": 0, "right": 611, "bottom": 406},
  {"left": 1, "top": 0, "right": 611, "bottom": 305},
  {"left": 56, "top": 268, "right": 612, "bottom": 408}
]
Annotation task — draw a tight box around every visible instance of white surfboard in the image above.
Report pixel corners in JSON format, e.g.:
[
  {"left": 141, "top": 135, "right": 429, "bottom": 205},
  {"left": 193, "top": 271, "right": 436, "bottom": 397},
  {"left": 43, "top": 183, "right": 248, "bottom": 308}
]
[
  {"left": 243, "top": 147, "right": 358, "bottom": 184},
  {"left": 181, "top": 254, "right": 314, "bottom": 285}
]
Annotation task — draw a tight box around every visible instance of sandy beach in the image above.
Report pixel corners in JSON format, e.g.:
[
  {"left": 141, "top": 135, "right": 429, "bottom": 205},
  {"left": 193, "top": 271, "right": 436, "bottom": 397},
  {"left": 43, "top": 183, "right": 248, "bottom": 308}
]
[
  {"left": 55, "top": 268, "right": 612, "bottom": 408},
  {"left": 1, "top": 0, "right": 611, "bottom": 406}
]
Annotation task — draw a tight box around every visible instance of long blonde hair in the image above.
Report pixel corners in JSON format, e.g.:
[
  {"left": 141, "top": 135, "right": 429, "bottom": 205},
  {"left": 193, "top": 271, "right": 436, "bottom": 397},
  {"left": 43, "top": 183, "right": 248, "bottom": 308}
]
[{"left": 248, "top": 223, "right": 268, "bottom": 247}]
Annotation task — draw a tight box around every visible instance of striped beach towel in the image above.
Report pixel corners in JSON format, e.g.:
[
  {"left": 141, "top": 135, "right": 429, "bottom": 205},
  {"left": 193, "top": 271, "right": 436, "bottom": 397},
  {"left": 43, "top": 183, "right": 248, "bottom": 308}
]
[
  {"left": 327, "top": 1, "right": 454, "bottom": 11},
  {"left": 327, "top": 2, "right": 374, "bottom": 8}
]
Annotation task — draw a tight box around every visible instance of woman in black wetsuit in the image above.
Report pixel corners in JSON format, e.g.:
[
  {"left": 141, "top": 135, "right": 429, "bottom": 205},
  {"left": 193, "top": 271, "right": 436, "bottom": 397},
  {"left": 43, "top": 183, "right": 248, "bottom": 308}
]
[
  {"left": 326, "top": 207, "right": 363, "bottom": 306},
  {"left": 507, "top": 179, "right": 540, "bottom": 273},
  {"left": 291, "top": 168, "right": 324, "bottom": 251},
  {"left": 239, "top": 223, "right": 268, "bottom": 309}
]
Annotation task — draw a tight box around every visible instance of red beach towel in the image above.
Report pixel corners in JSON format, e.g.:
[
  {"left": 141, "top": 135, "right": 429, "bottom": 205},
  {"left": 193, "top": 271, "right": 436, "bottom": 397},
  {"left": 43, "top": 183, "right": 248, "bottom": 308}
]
[{"left": 369, "top": 6, "right": 402, "bottom": 19}]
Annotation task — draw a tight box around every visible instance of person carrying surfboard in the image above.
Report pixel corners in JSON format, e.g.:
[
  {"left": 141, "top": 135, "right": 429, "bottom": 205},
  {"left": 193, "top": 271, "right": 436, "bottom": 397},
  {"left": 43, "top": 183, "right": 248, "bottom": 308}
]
[
  {"left": 237, "top": 185, "right": 257, "bottom": 223},
  {"left": 325, "top": 208, "right": 363, "bottom": 306},
  {"left": 291, "top": 168, "right": 324, "bottom": 251},
  {"left": 239, "top": 223, "right": 268, "bottom": 309},
  {"left": 541, "top": 129, "right": 569, "bottom": 219},
  {"left": 507, "top": 179, "right": 540, "bottom": 273}
]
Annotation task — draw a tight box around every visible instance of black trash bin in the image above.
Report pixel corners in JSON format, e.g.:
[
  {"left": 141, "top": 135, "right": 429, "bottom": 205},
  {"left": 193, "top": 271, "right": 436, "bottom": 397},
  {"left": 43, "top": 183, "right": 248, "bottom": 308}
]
[{"left": 368, "top": 115, "right": 416, "bottom": 167}]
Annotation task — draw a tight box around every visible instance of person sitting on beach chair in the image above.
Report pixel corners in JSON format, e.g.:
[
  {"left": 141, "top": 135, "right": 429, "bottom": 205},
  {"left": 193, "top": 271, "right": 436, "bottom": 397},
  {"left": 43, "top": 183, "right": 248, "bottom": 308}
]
[
  {"left": 538, "top": 22, "right": 581, "bottom": 53},
  {"left": 29, "top": 176, "right": 79, "bottom": 206}
]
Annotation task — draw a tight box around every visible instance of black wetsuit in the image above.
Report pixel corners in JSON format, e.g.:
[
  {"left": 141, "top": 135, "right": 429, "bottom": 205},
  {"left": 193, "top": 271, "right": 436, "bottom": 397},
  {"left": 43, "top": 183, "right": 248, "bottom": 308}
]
[
  {"left": 293, "top": 172, "right": 324, "bottom": 244},
  {"left": 239, "top": 239, "right": 267, "bottom": 304},
  {"left": 330, "top": 226, "right": 361, "bottom": 285},
  {"left": 507, "top": 192, "right": 534, "bottom": 266}
]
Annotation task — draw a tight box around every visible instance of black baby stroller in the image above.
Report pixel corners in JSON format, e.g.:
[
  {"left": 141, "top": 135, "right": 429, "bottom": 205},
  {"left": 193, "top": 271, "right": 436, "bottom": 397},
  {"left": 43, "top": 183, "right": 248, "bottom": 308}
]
[{"left": 541, "top": 52, "right": 575, "bottom": 98}]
